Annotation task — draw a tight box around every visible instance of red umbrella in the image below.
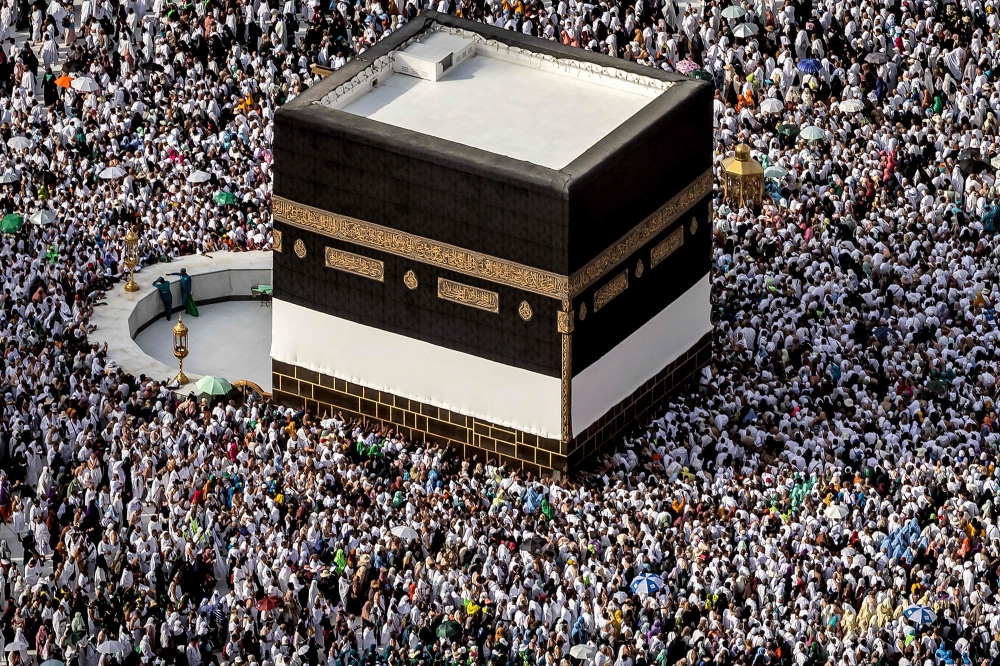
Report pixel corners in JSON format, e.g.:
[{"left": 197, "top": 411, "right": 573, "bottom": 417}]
[{"left": 256, "top": 595, "right": 282, "bottom": 611}]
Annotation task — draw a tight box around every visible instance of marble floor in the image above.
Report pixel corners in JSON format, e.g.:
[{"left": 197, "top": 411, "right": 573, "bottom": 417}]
[{"left": 135, "top": 300, "right": 273, "bottom": 391}]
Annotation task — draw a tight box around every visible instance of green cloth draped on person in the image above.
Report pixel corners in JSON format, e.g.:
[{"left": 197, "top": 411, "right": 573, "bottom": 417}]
[{"left": 169, "top": 267, "right": 199, "bottom": 316}]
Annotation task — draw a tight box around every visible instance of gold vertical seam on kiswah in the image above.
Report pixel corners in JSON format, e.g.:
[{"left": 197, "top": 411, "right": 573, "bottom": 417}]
[
  {"left": 650, "top": 227, "right": 684, "bottom": 269},
  {"left": 568, "top": 169, "right": 712, "bottom": 296},
  {"left": 593, "top": 270, "right": 628, "bottom": 312},
  {"left": 437, "top": 278, "right": 499, "bottom": 313},
  {"left": 325, "top": 247, "right": 385, "bottom": 281}
]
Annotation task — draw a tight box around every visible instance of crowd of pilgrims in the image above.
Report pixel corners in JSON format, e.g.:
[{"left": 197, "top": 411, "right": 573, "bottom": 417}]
[{"left": 1, "top": 0, "right": 1000, "bottom": 662}]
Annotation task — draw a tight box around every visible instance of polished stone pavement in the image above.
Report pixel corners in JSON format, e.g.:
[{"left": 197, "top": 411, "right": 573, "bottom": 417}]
[{"left": 134, "top": 300, "right": 273, "bottom": 391}]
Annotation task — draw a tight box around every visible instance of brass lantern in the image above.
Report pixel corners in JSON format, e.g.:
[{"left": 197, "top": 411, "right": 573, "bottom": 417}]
[
  {"left": 123, "top": 225, "right": 140, "bottom": 292},
  {"left": 172, "top": 314, "right": 189, "bottom": 385},
  {"left": 721, "top": 143, "right": 764, "bottom": 208}
]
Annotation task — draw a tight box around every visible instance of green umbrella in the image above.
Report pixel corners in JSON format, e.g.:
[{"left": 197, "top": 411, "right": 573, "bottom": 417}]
[
  {"left": 435, "top": 620, "right": 462, "bottom": 639},
  {"left": 776, "top": 124, "right": 800, "bottom": 137},
  {"left": 926, "top": 379, "right": 948, "bottom": 395},
  {"left": 195, "top": 375, "right": 233, "bottom": 396},
  {"left": 0, "top": 213, "right": 24, "bottom": 233},
  {"left": 214, "top": 191, "right": 239, "bottom": 205},
  {"left": 690, "top": 69, "right": 713, "bottom": 81}
]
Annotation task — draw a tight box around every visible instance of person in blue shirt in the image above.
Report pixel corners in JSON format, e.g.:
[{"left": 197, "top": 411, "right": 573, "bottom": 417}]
[{"left": 153, "top": 277, "right": 173, "bottom": 320}]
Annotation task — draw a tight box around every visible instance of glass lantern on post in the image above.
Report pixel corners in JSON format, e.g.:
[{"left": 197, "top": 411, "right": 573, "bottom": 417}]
[
  {"left": 721, "top": 144, "right": 764, "bottom": 208},
  {"left": 173, "top": 314, "right": 189, "bottom": 386},
  {"left": 123, "top": 226, "right": 140, "bottom": 292}
]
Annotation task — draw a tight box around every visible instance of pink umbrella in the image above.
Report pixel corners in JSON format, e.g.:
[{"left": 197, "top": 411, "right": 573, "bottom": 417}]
[{"left": 675, "top": 60, "right": 699, "bottom": 75}]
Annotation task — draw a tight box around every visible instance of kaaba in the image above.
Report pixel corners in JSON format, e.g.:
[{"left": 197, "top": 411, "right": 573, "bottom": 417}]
[{"left": 270, "top": 12, "right": 713, "bottom": 478}]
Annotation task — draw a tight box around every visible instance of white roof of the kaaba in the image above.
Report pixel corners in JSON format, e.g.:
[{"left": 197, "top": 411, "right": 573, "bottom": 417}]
[{"left": 320, "top": 29, "right": 673, "bottom": 171}]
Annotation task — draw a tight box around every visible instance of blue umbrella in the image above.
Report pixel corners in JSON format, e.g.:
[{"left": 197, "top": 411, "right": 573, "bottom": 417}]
[
  {"left": 630, "top": 573, "right": 664, "bottom": 596},
  {"left": 797, "top": 58, "right": 822, "bottom": 74},
  {"left": 903, "top": 605, "right": 936, "bottom": 625}
]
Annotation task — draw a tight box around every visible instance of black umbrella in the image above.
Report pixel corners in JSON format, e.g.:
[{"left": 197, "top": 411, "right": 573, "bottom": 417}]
[
  {"left": 958, "top": 147, "right": 981, "bottom": 161},
  {"left": 10, "top": 483, "right": 33, "bottom": 498},
  {"left": 959, "top": 158, "right": 989, "bottom": 174},
  {"left": 865, "top": 52, "right": 888, "bottom": 65},
  {"left": 142, "top": 61, "right": 165, "bottom": 72},
  {"left": 519, "top": 535, "right": 548, "bottom": 553}
]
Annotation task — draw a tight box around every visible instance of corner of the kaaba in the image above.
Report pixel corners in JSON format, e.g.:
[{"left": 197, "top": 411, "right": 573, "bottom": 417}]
[
  {"left": 268, "top": 13, "right": 715, "bottom": 479},
  {"left": 560, "top": 62, "right": 715, "bottom": 472}
]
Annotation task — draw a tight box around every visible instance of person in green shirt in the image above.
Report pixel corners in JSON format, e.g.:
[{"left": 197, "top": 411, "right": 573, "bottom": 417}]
[{"left": 153, "top": 276, "right": 173, "bottom": 320}]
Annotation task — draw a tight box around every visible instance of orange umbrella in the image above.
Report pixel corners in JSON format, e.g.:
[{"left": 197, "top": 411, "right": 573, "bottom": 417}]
[{"left": 55, "top": 74, "right": 72, "bottom": 88}]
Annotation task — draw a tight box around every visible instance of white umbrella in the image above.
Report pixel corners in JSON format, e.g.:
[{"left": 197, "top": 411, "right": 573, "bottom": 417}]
[
  {"left": 733, "top": 22, "right": 758, "bottom": 37},
  {"left": 759, "top": 98, "right": 783, "bottom": 113},
  {"left": 824, "top": 504, "right": 849, "bottom": 520},
  {"left": 721, "top": 5, "right": 746, "bottom": 18},
  {"left": 97, "top": 641, "right": 126, "bottom": 655},
  {"left": 187, "top": 170, "right": 212, "bottom": 183},
  {"left": 569, "top": 645, "right": 597, "bottom": 660},
  {"left": 71, "top": 76, "right": 100, "bottom": 92},
  {"left": 0, "top": 173, "right": 19, "bottom": 184},
  {"left": 839, "top": 98, "right": 864, "bottom": 113},
  {"left": 391, "top": 525, "right": 419, "bottom": 540},
  {"left": 7, "top": 136, "right": 32, "bottom": 150},
  {"left": 763, "top": 165, "right": 788, "bottom": 178},
  {"left": 30, "top": 209, "right": 55, "bottom": 226},
  {"left": 4, "top": 642, "right": 28, "bottom": 653},
  {"left": 799, "top": 125, "right": 826, "bottom": 141},
  {"left": 99, "top": 166, "right": 127, "bottom": 179},
  {"left": 46, "top": 1, "right": 66, "bottom": 20}
]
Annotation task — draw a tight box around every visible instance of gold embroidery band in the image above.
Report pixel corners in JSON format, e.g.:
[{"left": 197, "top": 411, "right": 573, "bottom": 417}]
[
  {"left": 568, "top": 169, "right": 713, "bottom": 296},
  {"left": 437, "top": 278, "right": 499, "bottom": 313},
  {"left": 325, "top": 247, "right": 385, "bottom": 281},
  {"left": 650, "top": 228, "right": 684, "bottom": 269},
  {"left": 594, "top": 270, "right": 628, "bottom": 312},
  {"left": 272, "top": 170, "right": 711, "bottom": 301},
  {"left": 273, "top": 229, "right": 283, "bottom": 253},
  {"left": 273, "top": 197, "right": 568, "bottom": 299}
]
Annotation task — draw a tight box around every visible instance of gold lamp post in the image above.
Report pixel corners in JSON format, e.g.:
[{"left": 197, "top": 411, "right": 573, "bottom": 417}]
[
  {"left": 173, "top": 314, "right": 189, "bottom": 385},
  {"left": 123, "top": 226, "right": 140, "bottom": 292},
  {"left": 721, "top": 143, "right": 764, "bottom": 208}
]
